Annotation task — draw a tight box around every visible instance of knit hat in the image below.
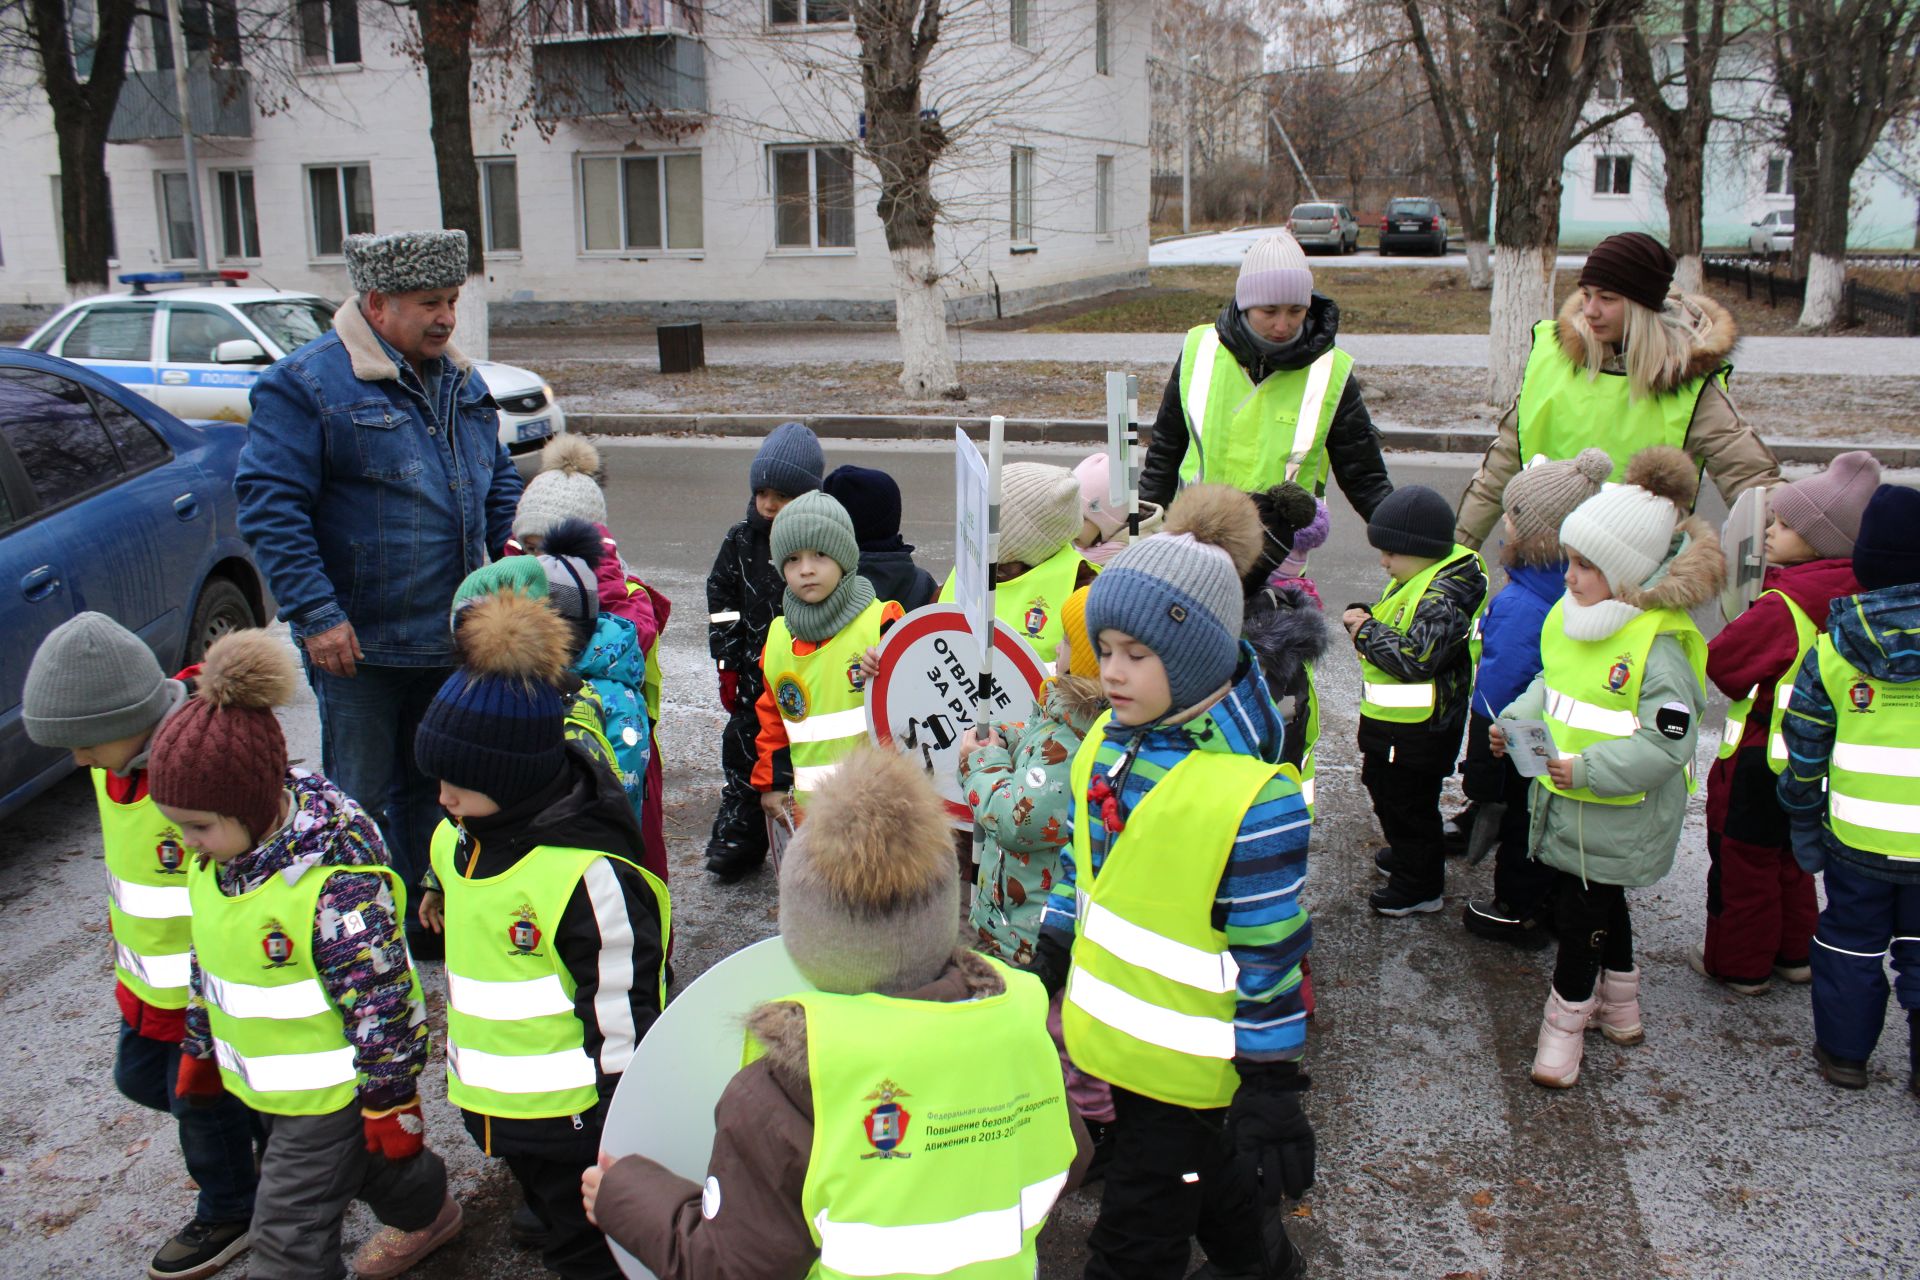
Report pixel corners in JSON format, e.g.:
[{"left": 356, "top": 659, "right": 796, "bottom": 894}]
[
  {"left": 454, "top": 519, "right": 602, "bottom": 655},
  {"left": 1246, "top": 482, "right": 1319, "bottom": 587},
  {"left": 779, "top": 745, "right": 959, "bottom": 995},
  {"left": 1366, "top": 485, "right": 1456, "bottom": 559},
  {"left": 1060, "top": 584, "right": 1099, "bottom": 679},
  {"left": 821, "top": 464, "right": 903, "bottom": 547},
  {"left": 415, "top": 590, "right": 572, "bottom": 808},
  {"left": 1578, "top": 232, "right": 1677, "bottom": 312},
  {"left": 1084, "top": 485, "right": 1263, "bottom": 712},
  {"left": 344, "top": 229, "right": 469, "bottom": 296},
  {"left": 1559, "top": 446, "right": 1697, "bottom": 591},
  {"left": 147, "top": 630, "right": 295, "bottom": 842},
  {"left": 999, "top": 463, "right": 1082, "bottom": 567},
  {"left": 770, "top": 490, "right": 860, "bottom": 577},
  {"left": 513, "top": 435, "right": 606, "bottom": 541},
  {"left": 1236, "top": 231, "right": 1314, "bottom": 311},
  {"left": 1503, "top": 448, "right": 1614, "bottom": 563},
  {"left": 1074, "top": 453, "right": 1126, "bottom": 542},
  {"left": 1770, "top": 451, "right": 1883, "bottom": 560},
  {"left": 23, "top": 612, "right": 176, "bottom": 748},
  {"left": 1853, "top": 484, "right": 1920, "bottom": 590},
  {"left": 1275, "top": 498, "right": 1330, "bottom": 578},
  {"left": 751, "top": 422, "right": 826, "bottom": 498}
]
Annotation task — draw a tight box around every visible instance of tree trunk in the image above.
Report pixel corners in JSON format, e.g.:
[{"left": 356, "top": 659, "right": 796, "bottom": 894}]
[
  {"left": 889, "top": 241, "right": 960, "bottom": 400},
  {"left": 1488, "top": 122, "right": 1568, "bottom": 406},
  {"left": 1464, "top": 239, "right": 1493, "bottom": 290},
  {"left": 412, "top": 0, "right": 487, "bottom": 356},
  {"left": 1664, "top": 149, "right": 1706, "bottom": 294},
  {"left": 1798, "top": 141, "right": 1852, "bottom": 328},
  {"left": 27, "top": 0, "right": 137, "bottom": 292}
]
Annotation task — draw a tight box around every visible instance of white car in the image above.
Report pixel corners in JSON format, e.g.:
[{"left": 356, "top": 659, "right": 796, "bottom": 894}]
[
  {"left": 1747, "top": 210, "right": 1794, "bottom": 258},
  {"left": 21, "top": 273, "right": 565, "bottom": 453}
]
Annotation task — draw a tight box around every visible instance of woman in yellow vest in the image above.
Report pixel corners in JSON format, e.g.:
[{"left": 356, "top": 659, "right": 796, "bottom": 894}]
[
  {"left": 939, "top": 461, "right": 1098, "bottom": 668},
  {"left": 1491, "top": 447, "right": 1724, "bottom": 1089},
  {"left": 1456, "top": 232, "right": 1776, "bottom": 548},
  {"left": 584, "top": 745, "right": 1088, "bottom": 1277},
  {"left": 1138, "top": 230, "right": 1394, "bottom": 522}
]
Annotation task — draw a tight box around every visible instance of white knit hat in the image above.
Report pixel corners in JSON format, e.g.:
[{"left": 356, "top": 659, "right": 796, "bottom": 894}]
[
  {"left": 512, "top": 435, "right": 606, "bottom": 540},
  {"left": 1236, "top": 231, "right": 1314, "bottom": 310},
  {"left": 999, "top": 463, "right": 1082, "bottom": 567},
  {"left": 1559, "top": 484, "right": 1682, "bottom": 592}
]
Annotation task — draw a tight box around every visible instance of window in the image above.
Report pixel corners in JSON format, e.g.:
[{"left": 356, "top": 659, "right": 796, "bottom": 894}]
[
  {"left": 1094, "top": 0, "right": 1109, "bottom": 73},
  {"left": 214, "top": 169, "right": 259, "bottom": 259},
  {"left": 1010, "top": 0, "right": 1031, "bottom": 47},
  {"left": 0, "top": 368, "right": 125, "bottom": 511},
  {"left": 579, "top": 153, "right": 703, "bottom": 252},
  {"left": 768, "top": 0, "right": 848, "bottom": 24},
  {"left": 50, "top": 174, "right": 117, "bottom": 266},
  {"left": 1593, "top": 65, "right": 1621, "bottom": 102},
  {"left": 307, "top": 164, "right": 373, "bottom": 257},
  {"left": 94, "top": 395, "right": 171, "bottom": 469},
  {"left": 770, "top": 146, "right": 853, "bottom": 251},
  {"left": 298, "top": 0, "right": 361, "bottom": 65},
  {"left": 1009, "top": 147, "right": 1034, "bottom": 243},
  {"left": 60, "top": 304, "right": 155, "bottom": 362},
  {"left": 1766, "top": 156, "right": 1790, "bottom": 196},
  {"left": 69, "top": 0, "right": 98, "bottom": 78},
  {"left": 481, "top": 158, "right": 521, "bottom": 253},
  {"left": 157, "top": 171, "right": 198, "bottom": 262},
  {"left": 241, "top": 299, "right": 336, "bottom": 352},
  {"left": 1094, "top": 155, "right": 1113, "bottom": 237},
  {"left": 1593, "top": 155, "right": 1632, "bottom": 196},
  {"left": 165, "top": 304, "right": 251, "bottom": 362},
  {"left": 151, "top": 0, "right": 241, "bottom": 68}
]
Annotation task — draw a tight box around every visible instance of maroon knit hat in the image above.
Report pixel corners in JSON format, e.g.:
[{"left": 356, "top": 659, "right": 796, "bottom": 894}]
[
  {"left": 148, "top": 630, "right": 295, "bottom": 844},
  {"left": 1579, "top": 232, "right": 1677, "bottom": 311}
]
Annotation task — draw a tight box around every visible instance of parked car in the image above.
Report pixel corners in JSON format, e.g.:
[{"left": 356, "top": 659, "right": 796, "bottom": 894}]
[
  {"left": 22, "top": 272, "right": 566, "bottom": 454},
  {"left": 1748, "top": 210, "right": 1794, "bottom": 258},
  {"left": 0, "top": 349, "right": 267, "bottom": 819},
  {"left": 1379, "top": 198, "right": 1450, "bottom": 256},
  {"left": 1287, "top": 203, "right": 1360, "bottom": 255}
]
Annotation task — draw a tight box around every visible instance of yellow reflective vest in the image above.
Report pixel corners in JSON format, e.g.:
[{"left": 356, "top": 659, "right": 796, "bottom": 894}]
[
  {"left": 1716, "top": 590, "right": 1816, "bottom": 774},
  {"left": 95, "top": 772, "right": 194, "bottom": 1008},
  {"left": 762, "top": 599, "right": 890, "bottom": 807},
  {"left": 1176, "top": 324, "right": 1353, "bottom": 496},
  {"left": 1514, "top": 319, "right": 1723, "bottom": 481},
  {"left": 1357, "top": 546, "right": 1487, "bottom": 725},
  {"left": 939, "top": 544, "right": 1088, "bottom": 668},
  {"left": 1813, "top": 636, "right": 1920, "bottom": 860}
]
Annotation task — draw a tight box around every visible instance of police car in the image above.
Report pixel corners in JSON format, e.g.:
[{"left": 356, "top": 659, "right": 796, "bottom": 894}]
[{"left": 21, "top": 271, "right": 566, "bottom": 453}]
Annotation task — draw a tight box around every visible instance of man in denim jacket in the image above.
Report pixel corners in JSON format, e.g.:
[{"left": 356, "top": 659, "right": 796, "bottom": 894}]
[{"left": 236, "top": 229, "right": 521, "bottom": 952}]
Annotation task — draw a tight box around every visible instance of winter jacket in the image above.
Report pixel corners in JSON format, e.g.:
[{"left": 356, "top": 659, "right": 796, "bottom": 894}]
[
  {"left": 590, "top": 951, "right": 1090, "bottom": 1279},
  {"left": 1472, "top": 561, "right": 1566, "bottom": 720},
  {"left": 1139, "top": 296, "right": 1394, "bottom": 521},
  {"left": 961, "top": 676, "right": 1108, "bottom": 965},
  {"left": 1778, "top": 581, "right": 1920, "bottom": 886},
  {"left": 447, "top": 742, "right": 666, "bottom": 1156},
  {"left": 707, "top": 508, "right": 785, "bottom": 705},
  {"left": 1242, "top": 579, "right": 1329, "bottom": 771},
  {"left": 237, "top": 297, "right": 522, "bottom": 665},
  {"left": 577, "top": 612, "right": 651, "bottom": 819},
  {"left": 1455, "top": 292, "right": 1779, "bottom": 548},
  {"left": 1351, "top": 553, "right": 1489, "bottom": 767},
  {"left": 182, "top": 769, "right": 427, "bottom": 1111},
  {"left": 1038, "top": 647, "right": 1312, "bottom": 1066},
  {"left": 856, "top": 539, "right": 939, "bottom": 614}
]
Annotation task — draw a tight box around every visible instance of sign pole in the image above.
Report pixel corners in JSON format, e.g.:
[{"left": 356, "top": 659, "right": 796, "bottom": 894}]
[
  {"left": 981, "top": 414, "right": 1005, "bottom": 717},
  {"left": 1103, "top": 371, "right": 1128, "bottom": 544},
  {"left": 1125, "top": 372, "right": 1141, "bottom": 539}
]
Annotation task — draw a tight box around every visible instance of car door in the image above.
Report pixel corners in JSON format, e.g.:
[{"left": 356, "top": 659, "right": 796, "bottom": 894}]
[
  {"left": 158, "top": 302, "right": 264, "bottom": 423},
  {"left": 50, "top": 302, "right": 161, "bottom": 403}
]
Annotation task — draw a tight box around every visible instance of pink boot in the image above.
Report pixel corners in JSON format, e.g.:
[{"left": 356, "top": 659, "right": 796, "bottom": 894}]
[
  {"left": 1592, "top": 967, "right": 1644, "bottom": 1045},
  {"left": 1531, "top": 988, "right": 1599, "bottom": 1088}
]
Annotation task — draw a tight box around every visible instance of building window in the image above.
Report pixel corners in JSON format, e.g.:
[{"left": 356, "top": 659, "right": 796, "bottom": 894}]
[
  {"left": 1009, "top": 146, "right": 1034, "bottom": 243},
  {"left": 297, "top": 0, "right": 361, "bottom": 65},
  {"left": 579, "top": 153, "right": 703, "bottom": 253},
  {"left": 1094, "top": 0, "right": 1109, "bottom": 73},
  {"left": 1765, "top": 156, "right": 1790, "bottom": 196},
  {"left": 1010, "top": 0, "right": 1032, "bottom": 47},
  {"left": 214, "top": 169, "right": 259, "bottom": 260},
  {"left": 156, "top": 171, "right": 197, "bottom": 261},
  {"left": 50, "top": 175, "right": 118, "bottom": 266},
  {"left": 771, "top": 145, "right": 854, "bottom": 250},
  {"left": 1593, "top": 155, "right": 1632, "bottom": 196},
  {"left": 768, "top": 0, "right": 848, "bottom": 25},
  {"left": 69, "top": 0, "right": 98, "bottom": 78},
  {"left": 151, "top": 0, "right": 242, "bottom": 68},
  {"left": 1094, "top": 155, "right": 1113, "bottom": 237},
  {"left": 307, "top": 163, "right": 373, "bottom": 257},
  {"left": 480, "top": 159, "right": 521, "bottom": 253}
]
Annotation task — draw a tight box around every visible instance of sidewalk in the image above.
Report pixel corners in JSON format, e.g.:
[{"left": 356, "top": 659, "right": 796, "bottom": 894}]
[{"left": 1148, "top": 224, "right": 1591, "bottom": 271}]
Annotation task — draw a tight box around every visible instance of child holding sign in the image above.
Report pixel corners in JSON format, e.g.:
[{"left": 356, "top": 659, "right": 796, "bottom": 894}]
[{"left": 940, "top": 461, "right": 1097, "bottom": 667}]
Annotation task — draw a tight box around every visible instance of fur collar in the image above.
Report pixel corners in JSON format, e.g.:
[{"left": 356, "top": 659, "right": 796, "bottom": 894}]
[
  {"left": 1043, "top": 675, "right": 1109, "bottom": 733},
  {"left": 1552, "top": 290, "right": 1736, "bottom": 392},
  {"left": 334, "top": 292, "right": 471, "bottom": 382},
  {"left": 1614, "top": 513, "right": 1725, "bottom": 612}
]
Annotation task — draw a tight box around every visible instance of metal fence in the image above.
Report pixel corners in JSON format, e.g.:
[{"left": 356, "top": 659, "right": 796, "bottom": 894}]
[{"left": 1702, "top": 253, "right": 1920, "bottom": 336}]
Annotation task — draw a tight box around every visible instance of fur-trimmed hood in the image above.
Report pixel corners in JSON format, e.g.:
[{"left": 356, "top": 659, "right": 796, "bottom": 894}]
[
  {"left": 1614, "top": 513, "right": 1725, "bottom": 612},
  {"left": 1244, "top": 582, "right": 1330, "bottom": 692},
  {"left": 1553, "top": 290, "right": 1736, "bottom": 392},
  {"left": 334, "top": 291, "right": 472, "bottom": 381},
  {"left": 1041, "top": 674, "right": 1108, "bottom": 735}
]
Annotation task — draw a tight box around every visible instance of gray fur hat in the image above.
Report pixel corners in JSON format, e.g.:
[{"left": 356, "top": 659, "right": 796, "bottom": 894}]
[{"left": 345, "top": 230, "right": 469, "bottom": 296}]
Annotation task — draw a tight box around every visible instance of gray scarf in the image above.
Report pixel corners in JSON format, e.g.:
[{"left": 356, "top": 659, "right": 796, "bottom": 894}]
[{"left": 783, "top": 572, "right": 876, "bottom": 643}]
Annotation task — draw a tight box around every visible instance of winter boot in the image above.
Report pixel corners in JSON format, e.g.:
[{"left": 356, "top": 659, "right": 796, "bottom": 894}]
[
  {"left": 1591, "top": 968, "right": 1645, "bottom": 1046},
  {"left": 1462, "top": 898, "right": 1552, "bottom": 950},
  {"left": 1373, "top": 845, "right": 1396, "bottom": 877},
  {"left": 350, "top": 1195, "right": 463, "bottom": 1280},
  {"left": 1530, "top": 988, "right": 1599, "bottom": 1089},
  {"left": 1813, "top": 1044, "right": 1870, "bottom": 1090},
  {"left": 1689, "top": 943, "right": 1770, "bottom": 996}
]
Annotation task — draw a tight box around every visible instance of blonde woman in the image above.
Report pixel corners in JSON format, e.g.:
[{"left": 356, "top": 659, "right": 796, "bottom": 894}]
[{"left": 1455, "top": 232, "right": 1779, "bottom": 549}]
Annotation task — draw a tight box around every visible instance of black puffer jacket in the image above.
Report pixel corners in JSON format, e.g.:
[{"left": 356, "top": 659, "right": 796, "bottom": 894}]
[
  {"left": 1243, "top": 581, "right": 1331, "bottom": 771},
  {"left": 857, "top": 539, "right": 938, "bottom": 613},
  {"left": 706, "top": 504, "right": 786, "bottom": 703},
  {"left": 1350, "top": 554, "right": 1488, "bottom": 768},
  {"left": 1140, "top": 296, "right": 1394, "bottom": 520}
]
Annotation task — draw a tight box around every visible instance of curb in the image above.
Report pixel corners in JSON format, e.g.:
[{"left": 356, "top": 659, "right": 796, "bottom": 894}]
[{"left": 569, "top": 412, "right": 1909, "bottom": 466}]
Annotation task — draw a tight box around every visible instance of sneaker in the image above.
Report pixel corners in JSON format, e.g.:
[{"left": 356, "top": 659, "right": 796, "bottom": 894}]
[
  {"left": 1773, "top": 960, "right": 1813, "bottom": 984},
  {"left": 1369, "top": 884, "right": 1443, "bottom": 917},
  {"left": 704, "top": 840, "right": 767, "bottom": 883},
  {"left": 1689, "top": 944, "right": 1770, "bottom": 996},
  {"left": 148, "top": 1219, "right": 249, "bottom": 1280},
  {"left": 1372, "top": 845, "right": 1396, "bottom": 877},
  {"left": 1813, "top": 1044, "right": 1870, "bottom": 1090},
  {"left": 508, "top": 1201, "right": 548, "bottom": 1250},
  {"left": 350, "top": 1195, "right": 463, "bottom": 1280},
  {"left": 1462, "top": 899, "right": 1552, "bottom": 950}
]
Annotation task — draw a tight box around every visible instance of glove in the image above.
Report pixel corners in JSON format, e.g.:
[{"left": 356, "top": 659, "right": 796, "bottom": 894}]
[
  {"left": 1230, "top": 1065, "right": 1315, "bottom": 1204},
  {"left": 363, "top": 1099, "right": 427, "bottom": 1161},
  {"left": 718, "top": 667, "right": 739, "bottom": 713},
  {"left": 175, "top": 1052, "right": 226, "bottom": 1108},
  {"left": 1023, "top": 930, "right": 1072, "bottom": 1000},
  {"left": 1790, "top": 822, "right": 1827, "bottom": 875}
]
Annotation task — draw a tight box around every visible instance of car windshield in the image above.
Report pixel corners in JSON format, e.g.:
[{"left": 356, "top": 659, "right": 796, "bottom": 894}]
[
  {"left": 1388, "top": 200, "right": 1430, "bottom": 215},
  {"left": 1294, "top": 205, "right": 1335, "bottom": 218},
  {"left": 240, "top": 299, "right": 337, "bottom": 355}
]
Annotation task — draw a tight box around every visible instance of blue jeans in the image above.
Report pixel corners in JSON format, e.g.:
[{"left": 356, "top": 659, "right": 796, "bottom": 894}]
[
  {"left": 114, "top": 1021, "right": 261, "bottom": 1224},
  {"left": 308, "top": 662, "right": 452, "bottom": 905},
  {"left": 1811, "top": 859, "right": 1920, "bottom": 1063}
]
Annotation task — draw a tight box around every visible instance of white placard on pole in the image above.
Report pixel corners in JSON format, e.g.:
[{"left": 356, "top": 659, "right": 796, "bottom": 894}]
[
  {"left": 1104, "top": 371, "right": 1129, "bottom": 523},
  {"left": 954, "top": 426, "right": 991, "bottom": 665},
  {"left": 981, "top": 415, "right": 1006, "bottom": 718}
]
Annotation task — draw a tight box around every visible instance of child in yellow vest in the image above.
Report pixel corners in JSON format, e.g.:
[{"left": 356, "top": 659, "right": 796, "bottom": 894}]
[
  {"left": 22, "top": 614, "right": 261, "bottom": 1280},
  {"left": 939, "top": 461, "right": 1098, "bottom": 667},
  {"left": 1492, "top": 446, "right": 1723, "bottom": 1089},
  {"left": 145, "top": 630, "right": 459, "bottom": 1280},
  {"left": 753, "top": 491, "right": 904, "bottom": 822}
]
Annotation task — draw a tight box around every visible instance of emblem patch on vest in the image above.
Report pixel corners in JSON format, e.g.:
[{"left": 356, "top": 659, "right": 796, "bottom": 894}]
[
  {"left": 861, "top": 1078, "right": 913, "bottom": 1159},
  {"left": 847, "top": 658, "right": 868, "bottom": 693},
  {"left": 1848, "top": 681, "right": 1876, "bottom": 713},
  {"left": 1023, "top": 598, "right": 1049, "bottom": 638},
  {"left": 260, "top": 919, "right": 296, "bottom": 969},
  {"left": 155, "top": 835, "right": 186, "bottom": 875},
  {"left": 774, "top": 673, "right": 809, "bottom": 722},
  {"left": 508, "top": 903, "right": 544, "bottom": 956},
  {"left": 1606, "top": 655, "right": 1633, "bottom": 693}
]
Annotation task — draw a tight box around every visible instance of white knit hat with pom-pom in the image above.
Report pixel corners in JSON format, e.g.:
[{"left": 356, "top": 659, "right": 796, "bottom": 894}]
[{"left": 513, "top": 435, "right": 606, "bottom": 540}]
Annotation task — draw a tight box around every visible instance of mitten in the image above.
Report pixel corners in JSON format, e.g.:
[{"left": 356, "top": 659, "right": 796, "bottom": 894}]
[
  {"left": 175, "top": 1052, "right": 226, "bottom": 1108},
  {"left": 363, "top": 1099, "right": 427, "bottom": 1161},
  {"left": 1229, "top": 1064, "right": 1314, "bottom": 1203},
  {"left": 1790, "top": 822, "right": 1827, "bottom": 875},
  {"left": 1023, "top": 930, "right": 1072, "bottom": 999},
  {"left": 718, "top": 667, "right": 739, "bottom": 713}
]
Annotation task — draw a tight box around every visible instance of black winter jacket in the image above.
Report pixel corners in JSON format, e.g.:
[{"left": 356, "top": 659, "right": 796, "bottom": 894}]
[
  {"left": 858, "top": 539, "right": 939, "bottom": 613},
  {"left": 707, "top": 505, "right": 786, "bottom": 703},
  {"left": 1350, "top": 554, "right": 1487, "bottom": 769},
  {"left": 1140, "top": 296, "right": 1394, "bottom": 520},
  {"left": 1243, "top": 581, "right": 1331, "bottom": 771}
]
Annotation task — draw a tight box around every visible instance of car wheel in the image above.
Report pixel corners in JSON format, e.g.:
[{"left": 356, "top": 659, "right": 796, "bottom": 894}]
[{"left": 185, "top": 577, "right": 255, "bottom": 665}]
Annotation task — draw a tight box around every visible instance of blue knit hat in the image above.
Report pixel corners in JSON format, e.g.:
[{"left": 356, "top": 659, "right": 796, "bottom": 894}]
[
  {"left": 1854, "top": 484, "right": 1920, "bottom": 591},
  {"left": 822, "top": 464, "right": 903, "bottom": 546},
  {"left": 751, "top": 422, "right": 826, "bottom": 498}
]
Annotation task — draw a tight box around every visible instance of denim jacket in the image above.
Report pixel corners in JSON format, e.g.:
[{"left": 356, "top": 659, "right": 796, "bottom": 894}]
[{"left": 237, "top": 297, "right": 522, "bottom": 665}]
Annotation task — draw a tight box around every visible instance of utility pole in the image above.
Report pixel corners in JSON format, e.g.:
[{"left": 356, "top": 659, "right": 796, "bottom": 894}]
[{"left": 163, "top": 0, "right": 208, "bottom": 269}]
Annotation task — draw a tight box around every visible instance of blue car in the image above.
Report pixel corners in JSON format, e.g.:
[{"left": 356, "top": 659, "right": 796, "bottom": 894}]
[{"left": 0, "top": 349, "right": 266, "bottom": 819}]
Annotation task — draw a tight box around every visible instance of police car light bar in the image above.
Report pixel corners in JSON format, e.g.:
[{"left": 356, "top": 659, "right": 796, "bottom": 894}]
[{"left": 118, "top": 269, "right": 250, "bottom": 295}]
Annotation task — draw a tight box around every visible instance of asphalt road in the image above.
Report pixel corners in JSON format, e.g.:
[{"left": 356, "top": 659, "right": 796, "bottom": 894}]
[{"left": 4, "top": 442, "right": 1917, "bottom": 1279}]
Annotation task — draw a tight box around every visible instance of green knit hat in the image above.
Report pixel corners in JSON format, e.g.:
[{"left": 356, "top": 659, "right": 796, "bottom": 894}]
[{"left": 770, "top": 490, "right": 860, "bottom": 576}]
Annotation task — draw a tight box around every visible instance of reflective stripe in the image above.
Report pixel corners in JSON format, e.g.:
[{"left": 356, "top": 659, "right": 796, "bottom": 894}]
[
  {"left": 213, "top": 1037, "right": 355, "bottom": 1093},
  {"left": 784, "top": 706, "right": 869, "bottom": 746},
  {"left": 1283, "top": 352, "right": 1335, "bottom": 481},
  {"left": 1544, "top": 686, "right": 1639, "bottom": 736},
  {"left": 1299, "top": 776, "right": 1315, "bottom": 807},
  {"left": 108, "top": 875, "right": 191, "bottom": 920},
  {"left": 114, "top": 940, "right": 191, "bottom": 990},
  {"left": 447, "top": 1040, "right": 597, "bottom": 1094},
  {"left": 446, "top": 971, "right": 574, "bottom": 1021},
  {"left": 1067, "top": 968, "right": 1235, "bottom": 1060},
  {"left": 1362, "top": 680, "right": 1433, "bottom": 709},
  {"left": 1081, "top": 902, "right": 1238, "bottom": 994},
  {"left": 201, "top": 972, "right": 333, "bottom": 1021},
  {"left": 1833, "top": 742, "right": 1920, "bottom": 778},
  {"left": 1768, "top": 733, "right": 1787, "bottom": 762},
  {"left": 792, "top": 763, "right": 843, "bottom": 792},
  {"left": 1185, "top": 329, "right": 1221, "bottom": 477},
  {"left": 814, "top": 1171, "right": 1068, "bottom": 1277},
  {"left": 709, "top": 610, "right": 741, "bottom": 623},
  {"left": 1830, "top": 791, "right": 1920, "bottom": 836}
]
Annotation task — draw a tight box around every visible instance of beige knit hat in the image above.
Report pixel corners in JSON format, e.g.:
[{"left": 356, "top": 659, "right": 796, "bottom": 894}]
[
  {"left": 1236, "top": 231, "right": 1314, "bottom": 310},
  {"left": 999, "top": 463, "right": 1082, "bottom": 567},
  {"left": 1503, "top": 448, "right": 1613, "bottom": 565}
]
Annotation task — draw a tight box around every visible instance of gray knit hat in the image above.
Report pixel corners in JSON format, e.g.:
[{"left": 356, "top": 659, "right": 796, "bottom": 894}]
[
  {"left": 999, "top": 462, "right": 1082, "bottom": 567},
  {"left": 344, "top": 230, "right": 469, "bottom": 296},
  {"left": 513, "top": 435, "right": 607, "bottom": 541},
  {"left": 1083, "top": 485, "right": 1264, "bottom": 713},
  {"left": 24, "top": 612, "right": 177, "bottom": 748},
  {"left": 750, "top": 422, "right": 826, "bottom": 498},
  {"left": 1503, "top": 449, "right": 1613, "bottom": 563},
  {"left": 771, "top": 490, "right": 860, "bottom": 577}
]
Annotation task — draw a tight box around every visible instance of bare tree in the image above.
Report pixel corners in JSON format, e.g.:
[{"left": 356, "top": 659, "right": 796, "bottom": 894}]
[{"left": 1393, "top": 0, "right": 1497, "bottom": 286}]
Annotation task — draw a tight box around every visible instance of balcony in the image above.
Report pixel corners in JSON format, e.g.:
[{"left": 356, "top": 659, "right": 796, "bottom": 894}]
[
  {"left": 108, "top": 65, "right": 253, "bottom": 143},
  {"left": 530, "top": 1, "right": 706, "bottom": 121}
]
